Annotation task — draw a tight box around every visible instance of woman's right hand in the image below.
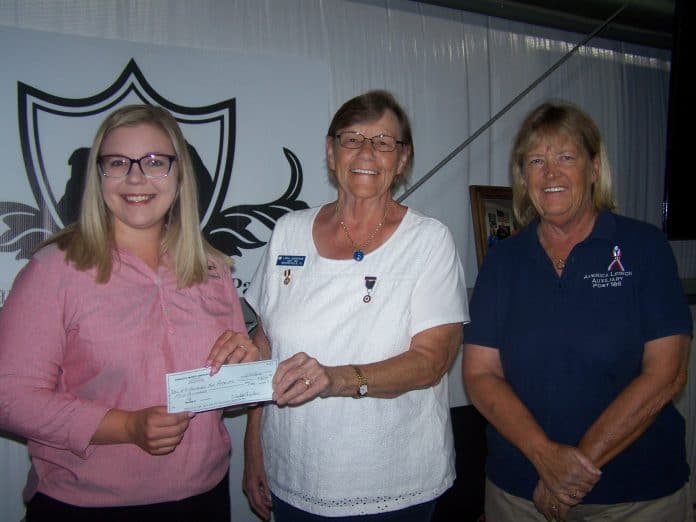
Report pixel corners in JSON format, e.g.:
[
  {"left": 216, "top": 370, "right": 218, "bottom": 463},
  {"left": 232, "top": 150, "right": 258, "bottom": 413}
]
[
  {"left": 243, "top": 426, "right": 273, "bottom": 520},
  {"left": 125, "top": 406, "right": 193, "bottom": 455},
  {"left": 206, "top": 329, "right": 261, "bottom": 376},
  {"left": 532, "top": 441, "right": 601, "bottom": 506}
]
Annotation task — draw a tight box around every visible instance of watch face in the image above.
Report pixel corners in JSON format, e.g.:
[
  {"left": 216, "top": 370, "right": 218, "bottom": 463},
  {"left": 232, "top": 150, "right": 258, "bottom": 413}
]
[{"left": 358, "top": 384, "right": 368, "bottom": 396}]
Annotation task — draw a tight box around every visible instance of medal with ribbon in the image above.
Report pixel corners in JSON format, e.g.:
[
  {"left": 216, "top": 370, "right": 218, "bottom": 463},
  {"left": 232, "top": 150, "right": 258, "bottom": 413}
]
[{"left": 363, "top": 276, "right": 377, "bottom": 303}]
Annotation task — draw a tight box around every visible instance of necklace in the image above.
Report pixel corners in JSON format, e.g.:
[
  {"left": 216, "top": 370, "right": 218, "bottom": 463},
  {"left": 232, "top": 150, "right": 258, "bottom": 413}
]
[
  {"left": 336, "top": 202, "right": 392, "bottom": 261},
  {"left": 538, "top": 229, "right": 569, "bottom": 273},
  {"left": 539, "top": 240, "right": 567, "bottom": 272}
]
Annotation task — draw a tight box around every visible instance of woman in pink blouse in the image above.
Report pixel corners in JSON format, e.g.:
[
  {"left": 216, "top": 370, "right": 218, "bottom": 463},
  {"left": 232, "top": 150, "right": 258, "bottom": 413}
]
[{"left": 0, "top": 105, "right": 258, "bottom": 521}]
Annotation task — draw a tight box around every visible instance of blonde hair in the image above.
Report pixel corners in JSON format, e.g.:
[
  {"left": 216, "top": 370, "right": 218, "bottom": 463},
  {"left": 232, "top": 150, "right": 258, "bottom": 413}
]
[
  {"left": 43, "top": 104, "right": 228, "bottom": 287},
  {"left": 511, "top": 100, "right": 617, "bottom": 226}
]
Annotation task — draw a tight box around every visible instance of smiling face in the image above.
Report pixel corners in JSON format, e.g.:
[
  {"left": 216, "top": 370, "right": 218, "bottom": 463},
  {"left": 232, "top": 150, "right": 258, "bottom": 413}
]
[
  {"left": 523, "top": 133, "right": 599, "bottom": 227},
  {"left": 99, "top": 122, "right": 179, "bottom": 241},
  {"left": 326, "top": 110, "right": 411, "bottom": 203}
]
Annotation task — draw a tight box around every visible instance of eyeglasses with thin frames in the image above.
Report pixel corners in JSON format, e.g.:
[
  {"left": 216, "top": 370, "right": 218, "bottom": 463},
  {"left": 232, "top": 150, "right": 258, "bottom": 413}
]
[
  {"left": 334, "top": 131, "right": 405, "bottom": 152},
  {"left": 97, "top": 154, "right": 177, "bottom": 179}
]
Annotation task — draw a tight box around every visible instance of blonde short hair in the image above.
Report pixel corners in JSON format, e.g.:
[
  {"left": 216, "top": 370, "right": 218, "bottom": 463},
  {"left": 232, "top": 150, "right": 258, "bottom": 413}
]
[
  {"left": 44, "top": 104, "right": 228, "bottom": 286},
  {"left": 511, "top": 100, "right": 617, "bottom": 226}
]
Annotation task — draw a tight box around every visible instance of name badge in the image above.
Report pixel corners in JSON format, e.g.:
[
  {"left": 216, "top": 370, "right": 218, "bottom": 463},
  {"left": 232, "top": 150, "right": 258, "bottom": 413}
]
[{"left": 276, "top": 255, "right": 306, "bottom": 267}]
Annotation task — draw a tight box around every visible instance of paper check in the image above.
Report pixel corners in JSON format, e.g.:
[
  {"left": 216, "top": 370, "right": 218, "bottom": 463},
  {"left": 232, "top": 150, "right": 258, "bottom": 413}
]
[{"left": 166, "top": 359, "right": 278, "bottom": 413}]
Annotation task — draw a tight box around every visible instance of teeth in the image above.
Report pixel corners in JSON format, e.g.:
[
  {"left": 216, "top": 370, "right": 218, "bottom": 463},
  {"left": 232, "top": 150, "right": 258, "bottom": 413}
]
[
  {"left": 351, "top": 168, "right": 378, "bottom": 175},
  {"left": 124, "top": 195, "right": 154, "bottom": 203},
  {"left": 544, "top": 187, "right": 564, "bottom": 193}
]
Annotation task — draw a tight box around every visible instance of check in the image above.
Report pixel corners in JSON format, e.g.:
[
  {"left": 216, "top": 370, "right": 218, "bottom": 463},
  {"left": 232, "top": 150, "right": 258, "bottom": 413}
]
[{"left": 166, "top": 359, "right": 278, "bottom": 413}]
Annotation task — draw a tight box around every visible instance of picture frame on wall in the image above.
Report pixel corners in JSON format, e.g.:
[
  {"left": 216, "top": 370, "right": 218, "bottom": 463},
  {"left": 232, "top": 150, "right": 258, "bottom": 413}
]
[{"left": 469, "top": 185, "right": 517, "bottom": 267}]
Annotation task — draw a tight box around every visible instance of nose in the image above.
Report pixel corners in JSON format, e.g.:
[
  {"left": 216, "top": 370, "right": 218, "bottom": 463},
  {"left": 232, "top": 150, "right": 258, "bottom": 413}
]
[
  {"left": 542, "top": 158, "right": 558, "bottom": 178},
  {"left": 357, "top": 138, "right": 376, "bottom": 156},
  {"left": 125, "top": 161, "right": 148, "bottom": 183}
]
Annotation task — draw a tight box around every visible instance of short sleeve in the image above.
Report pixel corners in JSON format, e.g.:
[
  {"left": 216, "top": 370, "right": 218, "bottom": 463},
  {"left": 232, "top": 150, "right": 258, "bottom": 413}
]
[
  {"left": 464, "top": 244, "right": 506, "bottom": 349},
  {"left": 409, "top": 223, "right": 469, "bottom": 336},
  {"left": 245, "top": 242, "right": 273, "bottom": 320},
  {"left": 638, "top": 229, "right": 692, "bottom": 342}
]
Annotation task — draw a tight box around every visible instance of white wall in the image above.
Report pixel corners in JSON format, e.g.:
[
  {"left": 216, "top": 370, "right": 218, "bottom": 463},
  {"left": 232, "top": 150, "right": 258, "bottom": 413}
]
[{"left": 0, "top": 1, "right": 693, "bottom": 521}]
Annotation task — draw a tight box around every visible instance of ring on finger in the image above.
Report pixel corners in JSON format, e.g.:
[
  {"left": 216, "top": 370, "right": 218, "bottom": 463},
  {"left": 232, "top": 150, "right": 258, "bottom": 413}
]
[
  {"left": 302, "top": 377, "right": 311, "bottom": 387},
  {"left": 238, "top": 345, "right": 247, "bottom": 352},
  {"left": 570, "top": 490, "right": 577, "bottom": 499},
  {"left": 551, "top": 503, "right": 558, "bottom": 511}
]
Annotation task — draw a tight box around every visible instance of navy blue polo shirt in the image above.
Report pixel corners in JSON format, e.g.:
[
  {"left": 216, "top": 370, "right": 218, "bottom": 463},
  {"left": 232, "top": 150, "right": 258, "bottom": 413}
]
[{"left": 466, "top": 210, "right": 692, "bottom": 503}]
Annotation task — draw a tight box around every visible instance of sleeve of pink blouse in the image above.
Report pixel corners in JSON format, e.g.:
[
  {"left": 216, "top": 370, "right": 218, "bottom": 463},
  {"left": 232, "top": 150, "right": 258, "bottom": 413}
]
[{"left": 0, "top": 251, "right": 109, "bottom": 458}]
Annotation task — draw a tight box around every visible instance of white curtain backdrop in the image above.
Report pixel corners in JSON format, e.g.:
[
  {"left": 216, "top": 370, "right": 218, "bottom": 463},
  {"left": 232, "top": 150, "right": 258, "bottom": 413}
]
[{"left": 1, "top": 1, "right": 694, "bottom": 520}]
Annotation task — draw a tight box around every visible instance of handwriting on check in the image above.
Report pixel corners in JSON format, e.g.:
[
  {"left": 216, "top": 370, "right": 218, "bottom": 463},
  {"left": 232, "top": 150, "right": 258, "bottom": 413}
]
[{"left": 166, "top": 359, "right": 278, "bottom": 413}]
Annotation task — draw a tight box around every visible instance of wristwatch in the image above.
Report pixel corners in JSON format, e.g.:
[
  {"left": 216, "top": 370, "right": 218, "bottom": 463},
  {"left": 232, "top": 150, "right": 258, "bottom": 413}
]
[{"left": 352, "top": 365, "right": 368, "bottom": 398}]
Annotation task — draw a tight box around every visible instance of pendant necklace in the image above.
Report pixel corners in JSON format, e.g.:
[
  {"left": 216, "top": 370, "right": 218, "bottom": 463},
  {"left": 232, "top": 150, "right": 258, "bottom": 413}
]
[
  {"left": 336, "top": 202, "right": 392, "bottom": 262},
  {"left": 539, "top": 234, "right": 567, "bottom": 272},
  {"left": 544, "top": 248, "right": 566, "bottom": 271},
  {"left": 543, "top": 245, "right": 567, "bottom": 271},
  {"left": 553, "top": 257, "right": 566, "bottom": 271}
]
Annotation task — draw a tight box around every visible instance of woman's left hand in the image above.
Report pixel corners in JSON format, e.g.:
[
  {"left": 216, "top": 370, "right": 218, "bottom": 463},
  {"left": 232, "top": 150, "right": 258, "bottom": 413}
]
[
  {"left": 206, "top": 330, "right": 261, "bottom": 375},
  {"left": 533, "top": 480, "right": 569, "bottom": 521},
  {"left": 532, "top": 441, "right": 600, "bottom": 506},
  {"left": 272, "top": 352, "right": 331, "bottom": 406}
]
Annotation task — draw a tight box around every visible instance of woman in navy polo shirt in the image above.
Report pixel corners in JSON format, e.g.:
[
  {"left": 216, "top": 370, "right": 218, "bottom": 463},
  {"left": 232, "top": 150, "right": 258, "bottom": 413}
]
[{"left": 463, "top": 101, "right": 692, "bottom": 521}]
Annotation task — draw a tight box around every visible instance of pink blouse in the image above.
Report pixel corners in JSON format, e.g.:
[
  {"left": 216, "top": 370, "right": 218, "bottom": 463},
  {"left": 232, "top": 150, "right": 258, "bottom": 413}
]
[{"left": 0, "top": 244, "right": 246, "bottom": 506}]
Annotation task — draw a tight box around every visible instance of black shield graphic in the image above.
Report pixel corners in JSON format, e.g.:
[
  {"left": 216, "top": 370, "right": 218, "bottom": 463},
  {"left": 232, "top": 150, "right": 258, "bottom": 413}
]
[{"left": 3, "top": 58, "right": 308, "bottom": 260}]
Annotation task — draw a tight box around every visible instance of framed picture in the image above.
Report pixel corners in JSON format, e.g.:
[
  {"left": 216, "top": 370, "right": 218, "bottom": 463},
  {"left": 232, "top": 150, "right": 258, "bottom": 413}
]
[{"left": 469, "top": 185, "right": 517, "bottom": 266}]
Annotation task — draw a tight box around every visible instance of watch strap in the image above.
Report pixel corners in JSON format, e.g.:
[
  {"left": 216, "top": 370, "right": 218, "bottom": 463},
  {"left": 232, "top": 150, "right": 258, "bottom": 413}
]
[{"left": 352, "top": 365, "right": 368, "bottom": 398}]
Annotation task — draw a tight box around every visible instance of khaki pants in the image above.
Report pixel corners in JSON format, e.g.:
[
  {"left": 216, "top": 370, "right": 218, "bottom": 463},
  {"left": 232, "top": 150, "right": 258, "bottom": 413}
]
[{"left": 485, "top": 479, "right": 694, "bottom": 522}]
